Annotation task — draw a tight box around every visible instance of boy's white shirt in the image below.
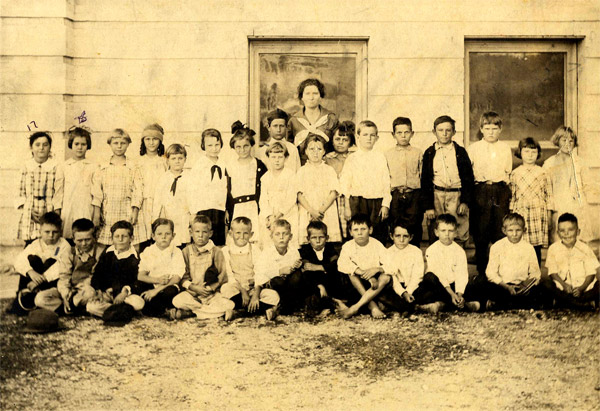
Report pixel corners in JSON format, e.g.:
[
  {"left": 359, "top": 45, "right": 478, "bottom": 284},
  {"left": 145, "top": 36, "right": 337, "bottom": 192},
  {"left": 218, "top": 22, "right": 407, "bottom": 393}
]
[
  {"left": 383, "top": 244, "right": 425, "bottom": 295},
  {"left": 545, "top": 239, "right": 599, "bottom": 291},
  {"left": 338, "top": 237, "right": 386, "bottom": 275},
  {"left": 222, "top": 242, "right": 260, "bottom": 290},
  {"left": 339, "top": 148, "right": 392, "bottom": 208},
  {"left": 106, "top": 245, "right": 138, "bottom": 260},
  {"left": 254, "top": 243, "right": 301, "bottom": 286},
  {"left": 425, "top": 240, "right": 468, "bottom": 294},
  {"left": 139, "top": 242, "right": 185, "bottom": 287},
  {"left": 486, "top": 237, "right": 541, "bottom": 284},
  {"left": 14, "top": 237, "right": 72, "bottom": 282},
  {"left": 467, "top": 139, "right": 513, "bottom": 183}
]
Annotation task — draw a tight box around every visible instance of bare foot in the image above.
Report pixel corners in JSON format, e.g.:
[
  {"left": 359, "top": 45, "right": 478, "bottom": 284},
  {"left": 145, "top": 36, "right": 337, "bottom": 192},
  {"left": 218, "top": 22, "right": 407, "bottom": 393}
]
[
  {"left": 341, "top": 305, "right": 359, "bottom": 319},
  {"left": 317, "top": 308, "right": 331, "bottom": 318},
  {"left": 224, "top": 309, "right": 234, "bottom": 321},
  {"left": 370, "top": 306, "right": 386, "bottom": 319},
  {"left": 332, "top": 298, "right": 348, "bottom": 312},
  {"left": 265, "top": 305, "right": 279, "bottom": 321}
]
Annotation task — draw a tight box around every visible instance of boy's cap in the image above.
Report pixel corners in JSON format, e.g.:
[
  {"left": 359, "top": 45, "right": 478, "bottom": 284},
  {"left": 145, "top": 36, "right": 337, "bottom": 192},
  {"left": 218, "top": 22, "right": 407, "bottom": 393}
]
[
  {"left": 102, "top": 303, "right": 136, "bottom": 327},
  {"left": 21, "top": 309, "right": 67, "bottom": 334}
]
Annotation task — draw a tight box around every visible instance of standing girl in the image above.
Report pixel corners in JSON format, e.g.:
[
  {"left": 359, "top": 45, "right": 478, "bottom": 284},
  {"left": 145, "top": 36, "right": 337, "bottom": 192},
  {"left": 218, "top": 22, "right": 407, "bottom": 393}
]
[
  {"left": 60, "top": 126, "right": 98, "bottom": 240},
  {"left": 543, "top": 126, "right": 593, "bottom": 242},
  {"left": 510, "top": 137, "right": 553, "bottom": 264},
  {"left": 296, "top": 134, "right": 341, "bottom": 244},
  {"left": 17, "top": 131, "right": 64, "bottom": 244},
  {"left": 226, "top": 121, "right": 267, "bottom": 244},
  {"left": 91, "top": 129, "right": 147, "bottom": 248},
  {"left": 325, "top": 121, "right": 356, "bottom": 239},
  {"left": 138, "top": 123, "right": 167, "bottom": 246}
]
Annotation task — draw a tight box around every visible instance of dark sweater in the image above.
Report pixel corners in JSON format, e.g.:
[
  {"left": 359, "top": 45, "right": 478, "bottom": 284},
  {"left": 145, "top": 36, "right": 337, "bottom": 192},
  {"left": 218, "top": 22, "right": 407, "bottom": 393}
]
[
  {"left": 299, "top": 243, "right": 339, "bottom": 276},
  {"left": 91, "top": 250, "right": 139, "bottom": 294},
  {"left": 421, "top": 141, "right": 474, "bottom": 211}
]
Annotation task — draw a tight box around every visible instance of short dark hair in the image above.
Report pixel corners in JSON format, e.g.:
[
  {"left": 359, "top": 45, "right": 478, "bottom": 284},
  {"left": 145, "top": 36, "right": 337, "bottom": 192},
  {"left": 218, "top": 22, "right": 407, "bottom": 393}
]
[
  {"left": 72, "top": 218, "right": 95, "bottom": 234},
  {"left": 39, "top": 212, "right": 62, "bottom": 230},
  {"left": 557, "top": 212, "right": 578, "bottom": 227},
  {"left": 166, "top": 143, "right": 187, "bottom": 158},
  {"left": 434, "top": 213, "right": 457, "bottom": 230},
  {"left": 151, "top": 218, "right": 174, "bottom": 234},
  {"left": 298, "top": 78, "right": 325, "bottom": 99},
  {"left": 502, "top": 213, "right": 525, "bottom": 229},
  {"left": 389, "top": 219, "right": 414, "bottom": 237},
  {"left": 29, "top": 131, "right": 52, "bottom": 148},
  {"left": 349, "top": 213, "right": 371, "bottom": 229},
  {"left": 67, "top": 127, "right": 92, "bottom": 149},
  {"left": 392, "top": 117, "right": 413, "bottom": 133},
  {"left": 479, "top": 111, "right": 503, "bottom": 128},
  {"left": 433, "top": 115, "right": 456, "bottom": 132},
  {"left": 230, "top": 121, "right": 256, "bottom": 148},
  {"left": 110, "top": 220, "right": 133, "bottom": 236},
  {"left": 266, "top": 108, "right": 289, "bottom": 127},
  {"left": 192, "top": 214, "right": 212, "bottom": 229},
  {"left": 331, "top": 121, "right": 356, "bottom": 148},
  {"left": 515, "top": 137, "right": 541, "bottom": 160},
  {"left": 307, "top": 221, "right": 328, "bottom": 236},
  {"left": 201, "top": 128, "right": 223, "bottom": 150}
]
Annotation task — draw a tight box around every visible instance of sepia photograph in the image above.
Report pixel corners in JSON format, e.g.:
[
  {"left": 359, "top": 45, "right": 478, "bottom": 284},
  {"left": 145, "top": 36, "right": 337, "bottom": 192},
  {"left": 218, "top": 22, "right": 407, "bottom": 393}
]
[{"left": 1, "top": 0, "right": 599, "bottom": 409}]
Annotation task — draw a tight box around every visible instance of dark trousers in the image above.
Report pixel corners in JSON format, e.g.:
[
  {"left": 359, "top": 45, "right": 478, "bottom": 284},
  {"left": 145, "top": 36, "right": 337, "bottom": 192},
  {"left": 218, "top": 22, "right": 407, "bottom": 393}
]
[
  {"left": 378, "top": 285, "right": 416, "bottom": 313},
  {"left": 540, "top": 277, "right": 599, "bottom": 309},
  {"left": 389, "top": 189, "right": 423, "bottom": 247},
  {"left": 349, "top": 196, "right": 388, "bottom": 244},
  {"left": 475, "top": 279, "right": 543, "bottom": 309},
  {"left": 264, "top": 270, "right": 304, "bottom": 314},
  {"left": 197, "top": 209, "right": 226, "bottom": 246},
  {"left": 471, "top": 183, "right": 511, "bottom": 275},
  {"left": 412, "top": 272, "right": 478, "bottom": 306},
  {"left": 136, "top": 284, "right": 179, "bottom": 317}
]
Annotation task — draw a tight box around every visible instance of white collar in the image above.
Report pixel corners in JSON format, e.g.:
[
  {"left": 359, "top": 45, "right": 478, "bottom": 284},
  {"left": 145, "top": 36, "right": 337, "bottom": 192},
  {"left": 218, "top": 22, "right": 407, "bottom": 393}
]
[{"left": 107, "top": 245, "right": 137, "bottom": 260}]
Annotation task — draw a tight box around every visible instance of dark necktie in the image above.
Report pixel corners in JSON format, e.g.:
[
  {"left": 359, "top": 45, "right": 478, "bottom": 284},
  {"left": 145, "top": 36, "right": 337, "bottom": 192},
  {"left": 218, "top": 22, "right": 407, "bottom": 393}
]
[
  {"left": 211, "top": 165, "right": 222, "bottom": 181},
  {"left": 170, "top": 175, "right": 181, "bottom": 195}
]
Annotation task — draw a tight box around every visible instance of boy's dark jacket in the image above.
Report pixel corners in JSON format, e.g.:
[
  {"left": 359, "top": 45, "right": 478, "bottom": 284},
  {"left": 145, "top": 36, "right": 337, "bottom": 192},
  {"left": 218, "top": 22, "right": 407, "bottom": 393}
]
[
  {"left": 299, "top": 243, "right": 339, "bottom": 275},
  {"left": 91, "top": 249, "right": 139, "bottom": 294},
  {"left": 421, "top": 141, "right": 474, "bottom": 211}
]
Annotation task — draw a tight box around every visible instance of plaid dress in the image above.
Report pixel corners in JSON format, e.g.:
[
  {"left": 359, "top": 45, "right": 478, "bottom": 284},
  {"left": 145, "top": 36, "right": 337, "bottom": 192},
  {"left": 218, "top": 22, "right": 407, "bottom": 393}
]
[
  {"left": 91, "top": 157, "right": 147, "bottom": 245},
  {"left": 16, "top": 158, "right": 64, "bottom": 241},
  {"left": 509, "top": 165, "right": 553, "bottom": 247}
]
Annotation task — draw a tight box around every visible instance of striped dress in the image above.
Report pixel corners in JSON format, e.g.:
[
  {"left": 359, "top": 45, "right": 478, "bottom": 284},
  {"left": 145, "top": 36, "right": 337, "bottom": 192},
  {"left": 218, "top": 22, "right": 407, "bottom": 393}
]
[
  {"left": 16, "top": 158, "right": 64, "bottom": 241},
  {"left": 509, "top": 165, "right": 552, "bottom": 247}
]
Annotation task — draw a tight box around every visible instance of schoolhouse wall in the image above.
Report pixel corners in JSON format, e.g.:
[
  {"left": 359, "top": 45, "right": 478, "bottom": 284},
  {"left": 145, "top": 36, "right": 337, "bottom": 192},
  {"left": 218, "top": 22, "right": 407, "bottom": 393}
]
[{"left": 1, "top": 0, "right": 599, "bottom": 244}]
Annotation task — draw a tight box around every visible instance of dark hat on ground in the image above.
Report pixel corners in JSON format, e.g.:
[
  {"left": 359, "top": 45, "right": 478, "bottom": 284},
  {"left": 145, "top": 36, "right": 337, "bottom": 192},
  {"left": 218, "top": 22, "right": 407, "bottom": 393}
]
[
  {"left": 102, "top": 303, "right": 135, "bottom": 326},
  {"left": 21, "top": 308, "right": 67, "bottom": 334}
]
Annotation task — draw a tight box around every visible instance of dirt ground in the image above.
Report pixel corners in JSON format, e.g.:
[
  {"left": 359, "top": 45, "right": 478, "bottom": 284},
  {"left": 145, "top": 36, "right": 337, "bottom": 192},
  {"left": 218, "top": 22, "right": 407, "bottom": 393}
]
[{"left": 1, "top": 300, "right": 599, "bottom": 411}]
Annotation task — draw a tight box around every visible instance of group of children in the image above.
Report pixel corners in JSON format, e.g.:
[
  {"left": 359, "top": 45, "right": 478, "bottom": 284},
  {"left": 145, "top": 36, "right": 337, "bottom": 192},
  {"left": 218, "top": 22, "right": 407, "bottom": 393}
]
[{"left": 11, "top": 106, "right": 599, "bottom": 322}]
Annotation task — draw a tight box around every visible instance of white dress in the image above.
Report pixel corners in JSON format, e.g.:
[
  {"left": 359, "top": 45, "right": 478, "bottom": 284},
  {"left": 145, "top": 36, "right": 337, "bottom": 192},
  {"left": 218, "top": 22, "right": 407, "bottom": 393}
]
[
  {"left": 137, "top": 155, "right": 167, "bottom": 237},
  {"left": 296, "top": 161, "right": 341, "bottom": 243},
  {"left": 259, "top": 168, "right": 299, "bottom": 246},
  {"left": 60, "top": 158, "right": 98, "bottom": 239},
  {"left": 153, "top": 170, "right": 191, "bottom": 246}
]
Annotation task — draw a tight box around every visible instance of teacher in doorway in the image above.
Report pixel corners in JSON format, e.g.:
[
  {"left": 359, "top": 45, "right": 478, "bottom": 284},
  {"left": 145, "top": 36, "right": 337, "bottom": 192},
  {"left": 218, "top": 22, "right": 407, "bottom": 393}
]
[{"left": 288, "top": 78, "right": 339, "bottom": 164}]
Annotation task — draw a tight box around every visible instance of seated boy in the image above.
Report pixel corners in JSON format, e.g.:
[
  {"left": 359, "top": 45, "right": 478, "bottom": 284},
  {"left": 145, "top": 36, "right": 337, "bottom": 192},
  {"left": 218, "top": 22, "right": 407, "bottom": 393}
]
[
  {"left": 482, "top": 213, "right": 542, "bottom": 310},
  {"left": 35, "top": 218, "right": 102, "bottom": 314},
  {"left": 419, "top": 214, "right": 480, "bottom": 313},
  {"left": 385, "top": 117, "right": 424, "bottom": 247},
  {"left": 541, "top": 213, "right": 599, "bottom": 309},
  {"left": 421, "top": 115, "right": 474, "bottom": 247},
  {"left": 171, "top": 214, "right": 232, "bottom": 319},
  {"left": 299, "top": 221, "right": 347, "bottom": 315},
  {"left": 87, "top": 220, "right": 145, "bottom": 317},
  {"left": 136, "top": 218, "right": 184, "bottom": 318},
  {"left": 220, "top": 217, "right": 279, "bottom": 320},
  {"left": 256, "top": 108, "right": 300, "bottom": 172},
  {"left": 12, "top": 212, "right": 72, "bottom": 314},
  {"left": 254, "top": 219, "right": 303, "bottom": 318},
  {"left": 337, "top": 214, "right": 391, "bottom": 319},
  {"left": 380, "top": 220, "right": 425, "bottom": 313}
]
